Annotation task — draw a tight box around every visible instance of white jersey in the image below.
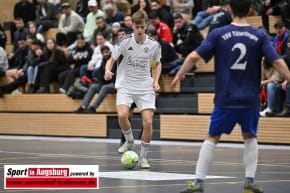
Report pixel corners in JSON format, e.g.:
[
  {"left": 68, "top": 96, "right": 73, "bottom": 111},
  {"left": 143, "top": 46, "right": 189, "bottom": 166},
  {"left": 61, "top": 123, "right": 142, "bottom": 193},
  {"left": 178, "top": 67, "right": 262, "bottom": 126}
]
[{"left": 112, "top": 34, "right": 161, "bottom": 92}]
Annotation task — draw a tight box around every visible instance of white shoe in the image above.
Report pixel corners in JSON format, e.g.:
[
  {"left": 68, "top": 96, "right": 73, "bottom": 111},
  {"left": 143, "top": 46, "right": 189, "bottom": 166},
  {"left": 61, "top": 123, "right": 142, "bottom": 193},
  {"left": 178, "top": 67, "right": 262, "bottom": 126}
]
[
  {"left": 138, "top": 157, "right": 151, "bottom": 169},
  {"left": 118, "top": 141, "right": 134, "bottom": 154},
  {"left": 260, "top": 108, "right": 272, "bottom": 117}
]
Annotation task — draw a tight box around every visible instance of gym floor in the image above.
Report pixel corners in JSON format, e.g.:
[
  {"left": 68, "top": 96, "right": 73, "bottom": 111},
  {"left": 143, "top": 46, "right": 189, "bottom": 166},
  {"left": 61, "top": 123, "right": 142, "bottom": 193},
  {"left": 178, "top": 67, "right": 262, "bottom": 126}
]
[{"left": 0, "top": 135, "right": 290, "bottom": 193}]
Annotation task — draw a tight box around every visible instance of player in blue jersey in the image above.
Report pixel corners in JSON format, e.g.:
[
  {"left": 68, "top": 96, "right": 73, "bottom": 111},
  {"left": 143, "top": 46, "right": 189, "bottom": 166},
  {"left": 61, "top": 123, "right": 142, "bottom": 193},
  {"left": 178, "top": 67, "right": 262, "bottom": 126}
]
[{"left": 171, "top": 0, "right": 290, "bottom": 193}]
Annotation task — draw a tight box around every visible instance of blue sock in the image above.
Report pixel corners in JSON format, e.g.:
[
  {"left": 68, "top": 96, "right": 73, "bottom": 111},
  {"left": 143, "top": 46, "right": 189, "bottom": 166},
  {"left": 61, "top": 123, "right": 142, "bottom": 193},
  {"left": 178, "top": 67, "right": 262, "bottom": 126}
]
[
  {"left": 195, "top": 179, "right": 203, "bottom": 184},
  {"left": 246, "top": 177, "right": 254, "bottom": 183}
]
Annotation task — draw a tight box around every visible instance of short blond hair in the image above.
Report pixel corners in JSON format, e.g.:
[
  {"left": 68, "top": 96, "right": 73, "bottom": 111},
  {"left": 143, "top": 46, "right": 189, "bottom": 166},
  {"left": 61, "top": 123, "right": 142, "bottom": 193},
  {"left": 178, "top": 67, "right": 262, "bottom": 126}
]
[{"left": 132, "top": 11, "right": 148, "bottom": 25}]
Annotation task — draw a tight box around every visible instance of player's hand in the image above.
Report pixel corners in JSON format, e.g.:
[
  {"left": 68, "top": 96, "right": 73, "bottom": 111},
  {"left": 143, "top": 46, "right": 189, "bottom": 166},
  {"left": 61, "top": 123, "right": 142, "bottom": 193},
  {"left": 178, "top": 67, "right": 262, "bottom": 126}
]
[
  {"left": 153, "top": 81, "right": 160, "bottom": 92},
  {"left": 170, "top": 72, "right": 184, "bottom": 87},
  {"left": 104, "top": 71, "right": 113, "bottom": 81}
]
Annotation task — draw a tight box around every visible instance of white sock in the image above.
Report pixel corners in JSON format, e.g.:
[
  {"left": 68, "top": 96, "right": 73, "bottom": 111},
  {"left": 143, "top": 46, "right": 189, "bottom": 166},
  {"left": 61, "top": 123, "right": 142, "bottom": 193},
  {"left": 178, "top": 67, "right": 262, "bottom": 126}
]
[
  {"left": 243, "top": 138, "right": 258, "bottom": 178},
  {"left": 122, "top": 128, "right": 134, "bottom": 143},
  {"left": 195, "top": 140, "right": 217, "bottom": 180},
  {"left": 140, "top": 141, "right": 150, "bottom": 159}
]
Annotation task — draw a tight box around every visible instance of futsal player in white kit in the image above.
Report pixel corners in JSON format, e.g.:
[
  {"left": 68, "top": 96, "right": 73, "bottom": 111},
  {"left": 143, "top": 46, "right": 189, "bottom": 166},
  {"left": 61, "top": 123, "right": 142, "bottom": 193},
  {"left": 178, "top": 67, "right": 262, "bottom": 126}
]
[{"left": 104, "top": 11, "right": 162, "bottom": 168}]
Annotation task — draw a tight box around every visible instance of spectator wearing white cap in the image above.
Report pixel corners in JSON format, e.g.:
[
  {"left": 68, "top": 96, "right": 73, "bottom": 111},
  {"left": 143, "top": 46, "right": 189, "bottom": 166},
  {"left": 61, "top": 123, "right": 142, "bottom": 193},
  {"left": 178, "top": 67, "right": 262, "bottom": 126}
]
[
  {"left": 111, "top": 22, "right": 121, "bottom": 44},
  {"left": 83, "top": 0, "right": 105, "bottom": 40}
]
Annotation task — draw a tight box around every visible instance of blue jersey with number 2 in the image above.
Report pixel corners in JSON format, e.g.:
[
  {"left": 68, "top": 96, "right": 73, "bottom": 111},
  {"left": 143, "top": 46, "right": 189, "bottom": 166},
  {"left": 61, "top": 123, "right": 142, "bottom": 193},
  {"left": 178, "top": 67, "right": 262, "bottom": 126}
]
[{"left": 196, "top": 23, "right": 280, "bottom": 108}]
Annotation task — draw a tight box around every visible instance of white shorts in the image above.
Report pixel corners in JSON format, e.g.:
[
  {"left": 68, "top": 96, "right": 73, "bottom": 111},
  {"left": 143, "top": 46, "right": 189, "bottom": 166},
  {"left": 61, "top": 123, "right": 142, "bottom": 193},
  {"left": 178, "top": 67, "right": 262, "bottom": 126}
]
[{"left": 116, "top": 88, "right": 156, "bottom": 111}]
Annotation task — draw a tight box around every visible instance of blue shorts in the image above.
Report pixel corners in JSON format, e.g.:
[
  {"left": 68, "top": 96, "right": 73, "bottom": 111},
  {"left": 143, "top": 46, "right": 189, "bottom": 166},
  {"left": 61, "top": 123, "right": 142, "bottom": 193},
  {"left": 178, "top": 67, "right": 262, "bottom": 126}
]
[{"left": 208, "top": 107, "right": 260, "bottom": 137}]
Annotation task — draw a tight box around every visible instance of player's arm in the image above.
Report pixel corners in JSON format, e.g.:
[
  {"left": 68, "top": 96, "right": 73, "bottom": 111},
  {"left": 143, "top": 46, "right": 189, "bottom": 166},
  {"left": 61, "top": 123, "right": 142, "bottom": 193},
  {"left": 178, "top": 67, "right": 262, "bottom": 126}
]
[
  {"left": 152, "top": 61, "right": 162, "bottom": 92},
  {"left": 104, "top": 56, "right": 116, "bottom": 81},
  {"left": 171, "top": 51, "right": 201, "bottom": 87},
  {"left": 272, "top": 58, "right": 290, "bottom": 82}
]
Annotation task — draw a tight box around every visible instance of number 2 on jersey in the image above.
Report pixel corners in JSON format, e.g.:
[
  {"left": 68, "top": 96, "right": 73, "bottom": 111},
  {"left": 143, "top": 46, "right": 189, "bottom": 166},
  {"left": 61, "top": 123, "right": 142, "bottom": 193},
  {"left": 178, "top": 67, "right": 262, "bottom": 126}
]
[{"left": 230, "top": 43, "right": 247, "bottom": 70}]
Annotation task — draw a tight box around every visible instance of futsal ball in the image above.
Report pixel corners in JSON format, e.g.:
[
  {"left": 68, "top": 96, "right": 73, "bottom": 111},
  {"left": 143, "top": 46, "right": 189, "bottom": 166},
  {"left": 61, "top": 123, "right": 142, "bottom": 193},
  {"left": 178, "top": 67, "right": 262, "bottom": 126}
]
[{"left": 121, "top": 151, "right": 139, "bottom": 169}]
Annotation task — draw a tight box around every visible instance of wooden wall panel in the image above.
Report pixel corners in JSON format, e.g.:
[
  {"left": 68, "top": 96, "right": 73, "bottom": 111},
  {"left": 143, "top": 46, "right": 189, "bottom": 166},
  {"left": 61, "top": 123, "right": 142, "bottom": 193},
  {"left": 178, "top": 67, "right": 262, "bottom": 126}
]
[
  {"left": 0, "top": 113, "right": 107, "bottom": 137},
  {"left": 160, "top": 115, "right": 290, "bottom": 144}
]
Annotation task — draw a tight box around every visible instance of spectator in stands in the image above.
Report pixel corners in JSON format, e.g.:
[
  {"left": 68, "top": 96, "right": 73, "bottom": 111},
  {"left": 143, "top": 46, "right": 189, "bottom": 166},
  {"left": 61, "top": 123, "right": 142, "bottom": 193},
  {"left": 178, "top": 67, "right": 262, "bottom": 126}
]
[
  {"left": 92, "top": 16, "right": 112, "bottom": 45},
  {"left": 273, "top": 21, "right": 290, "bottom": 66},
  {"left": 27, "top": 22, "right": 45, "bottom": 42},
  {"left": 80, "top": 33, "right": 114, "bottom": 81},
  {"left": 48, "top": 0, "right": 62, "bottom": 13},
  {"left": 150, "top": 0, "right": 174, "bottom": 29},
  {"left": 83, "top": 0, "right": 105, "bottom": 40},
  {"left": 56, "top": 2, "right": 85, "bottom": 47},
  {"left": 26, "top": 39, "right": 45, "bottom": 93},
  {"left": 276, "top": 81, "right": 290, "bottom": 116},
  {"left": 202, "top": 0, "right": 222, "bottom": 9},
  {"left": 260, "top": 59, "right": 284, "bottom": 116},
  {"left": 35, "top": 0, "right": 58, "bottom": 33},
  {"left": 13, "top": 0, "right": 37, "bottom": 25},
  {"left": 111, "top": 22, "right": 122, "bottom": 45},
  {"left": 7, "top": 37, "right": 29, "bottom": 82},
  {"left": 147, "top": 28, "right": 179, "bottom": 74},
  {"left": 149, "top": 11, "right": 173, "bottom": 44},
  {"left": 256, "top": 0, "right": 285, "bottom": 32},
  {"left": 0, "top": 24, "right": 7, "bottom": 49},
  {"left": 168, "top": 0, "right": 194, "bottom": 20},
  {"left": 131, "top": 0, "right": 151, "bottom": 16},
  {"left": 122, "top": 15, "right": 133, "bottom": 34},
  {"left": 58, "top": 34, "right": 93, "bottom": 93},
  {"left": 208, "top": 1, "right": 232, "bottom": 32},
  {"left": 12, "top": 18, "right": 28, "bottom": 54},
  {"left": 173, "top": 13, "right": 203, "bottom": 58},
  {"left": 74, "top": 45, "right": 116, "bottom": 113},
  {"left": 192, "top": 5, "right": 222, "bottom": 30},
  {"left": 76, "top": 0, "right": 90, "bottom": 20},
  {"left": 74, "top": 27, "right": 129, "bottom": 113},
  {"left": 37, "top": 38, "right": 69, "bottom": 93},
  {"left": 103, "top": 3, "right": 125, "bottom": 25},
  {"left": 0, "top": 47, "right": 9, "bottom": 87}
]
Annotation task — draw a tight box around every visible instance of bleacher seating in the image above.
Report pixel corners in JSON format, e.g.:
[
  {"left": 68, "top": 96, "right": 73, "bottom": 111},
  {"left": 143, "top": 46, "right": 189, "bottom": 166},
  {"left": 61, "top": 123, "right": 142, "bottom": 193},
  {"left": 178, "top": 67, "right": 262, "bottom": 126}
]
[
  {"left": 247, "top": 16, "right": 263, "bottom": 28},
  {"left": 269, "top": 15, "right": 282, "bottom": 34},
  {"left": 0, "top": 113, "right": 107, "bottom": 137},
  {"left": 160, "top": 115, "right": 290, "bottom": 144},
  {"left": 43, "top": 28, "right": 60, "bottom": 41}
]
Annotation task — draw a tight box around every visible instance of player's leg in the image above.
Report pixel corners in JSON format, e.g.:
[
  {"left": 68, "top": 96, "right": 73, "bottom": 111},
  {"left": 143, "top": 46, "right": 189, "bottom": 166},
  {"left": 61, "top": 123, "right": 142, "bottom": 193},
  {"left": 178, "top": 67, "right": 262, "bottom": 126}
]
[
  {"left": 134, "top": 92, "right": 156, "bottom": 169},
  {"left": 116, "top": 89, "right": 135, "bottom": 153},
  {"left": 120, "top": 104, "right": 135, "bottom": 146},
  {"left": 139, "top": 108, "right": 154, "bottom": 169},
  {"left": 240, "top": 108, "right": 263, "bottom": 193},
  {"left": 180, "top": 107, "right": 237, "bottom": 193}
]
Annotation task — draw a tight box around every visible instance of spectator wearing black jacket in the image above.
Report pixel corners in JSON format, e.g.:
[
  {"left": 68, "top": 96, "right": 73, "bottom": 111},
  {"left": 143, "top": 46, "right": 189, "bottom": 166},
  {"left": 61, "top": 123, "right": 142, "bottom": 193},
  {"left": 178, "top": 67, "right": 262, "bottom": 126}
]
[
  {"left": 58, "top": 34, "right": 93, "bottom": 93},
  {"left": 173, "top": 13, "right": 203, "bottom": 58},
  {"left": 148, "top": 28, "right": 179, "bottom": 74},
  {"left": 74, "top": 45, "right": 116, "bottom": 113},
  {"left": 35, "top": 0, "right": 58, "bottom": 33},
  {"left": 12, "top": 18, "right": 28, "bottom": 54},
  {"left": 8, "top": 37, "right": 29, "bottom": 72},
  {"left": 13, "top": 0, "right": 37, "bottom": 24},
  {"left": 37, "top": 38, "right": 69, "bottom": 93}
]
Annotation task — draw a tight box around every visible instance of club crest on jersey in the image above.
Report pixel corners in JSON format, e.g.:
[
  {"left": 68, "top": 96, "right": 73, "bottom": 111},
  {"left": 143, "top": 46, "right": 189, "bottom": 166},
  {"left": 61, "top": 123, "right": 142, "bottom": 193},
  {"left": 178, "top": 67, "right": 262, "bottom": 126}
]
[{"left": 144, "top": 47, "right": 150, "bottom": 53}]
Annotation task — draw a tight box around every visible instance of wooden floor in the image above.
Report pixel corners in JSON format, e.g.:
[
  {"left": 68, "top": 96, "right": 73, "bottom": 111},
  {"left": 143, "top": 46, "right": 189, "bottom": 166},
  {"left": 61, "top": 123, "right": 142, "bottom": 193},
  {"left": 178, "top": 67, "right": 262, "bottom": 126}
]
[{"left": 0, "top": 136, "right": 290, "bottom": 193}]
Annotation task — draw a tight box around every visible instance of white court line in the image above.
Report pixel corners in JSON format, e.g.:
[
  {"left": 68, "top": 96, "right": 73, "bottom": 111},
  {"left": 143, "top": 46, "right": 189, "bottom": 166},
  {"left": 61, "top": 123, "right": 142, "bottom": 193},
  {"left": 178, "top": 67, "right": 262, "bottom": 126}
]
[{"left": 0, "top": 135, "right": 290, "bottom": 150}]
